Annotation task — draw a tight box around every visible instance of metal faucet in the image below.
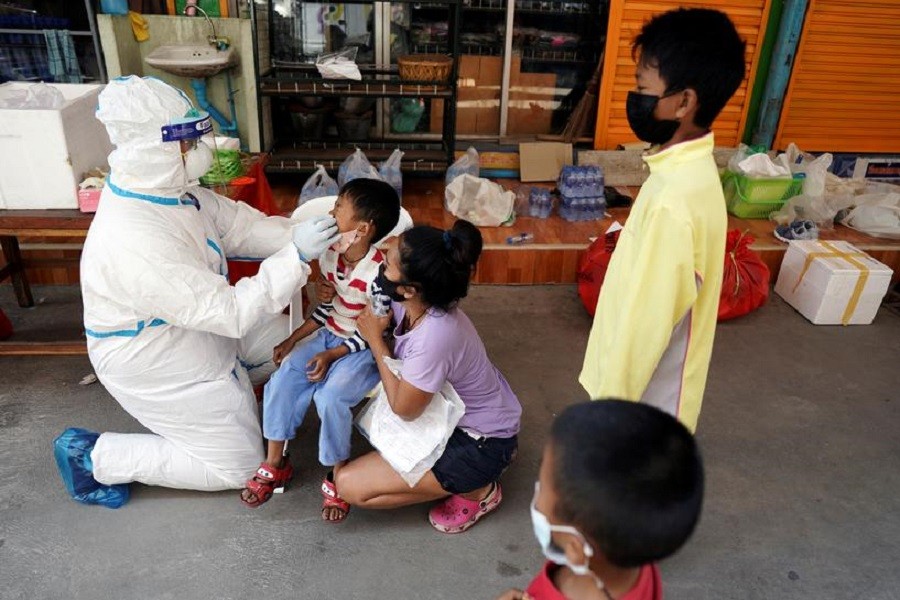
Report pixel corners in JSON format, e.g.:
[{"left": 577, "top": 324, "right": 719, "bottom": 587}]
[{"left": 183, "top": 5, "right": 227, "bottom": 49}]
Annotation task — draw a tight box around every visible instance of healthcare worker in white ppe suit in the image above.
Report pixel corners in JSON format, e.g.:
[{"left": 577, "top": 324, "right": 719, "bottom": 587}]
[{"left": 53, "top": 76, "right": 339, "bottom": 506}]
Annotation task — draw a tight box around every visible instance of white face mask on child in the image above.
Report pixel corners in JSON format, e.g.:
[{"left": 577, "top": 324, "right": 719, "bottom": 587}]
[
  {"left": 330, "top": 229, "right": 359, "bottom": 253},
  {"left": 530, "top": 482, "right": 606, "bottom": 590}
]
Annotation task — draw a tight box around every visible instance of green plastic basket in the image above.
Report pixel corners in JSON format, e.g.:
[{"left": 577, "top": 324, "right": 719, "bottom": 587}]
[
  {"left": 721, "top": 170, "right": 804, "bottom": 219},
  {"left": 200, "top": 150, "right": 245, "bottom": 186}
]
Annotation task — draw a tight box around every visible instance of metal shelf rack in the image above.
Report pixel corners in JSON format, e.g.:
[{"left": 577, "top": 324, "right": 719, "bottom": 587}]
[{"left": 250, "top": 0, "right": 461, "bottom": 175}]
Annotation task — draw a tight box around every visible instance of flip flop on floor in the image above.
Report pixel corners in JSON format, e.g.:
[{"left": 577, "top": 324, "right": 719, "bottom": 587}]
[
  {"left": 240, "top": 460, "right": 294, "bottom": 508},
  {"left": 321, "top": 471, "right": 351, "bottom": 523}
]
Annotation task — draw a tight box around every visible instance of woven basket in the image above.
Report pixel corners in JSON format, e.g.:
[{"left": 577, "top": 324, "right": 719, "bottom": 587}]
[{"left": 398, "top": 54, "right": 453, "bottom": 82}]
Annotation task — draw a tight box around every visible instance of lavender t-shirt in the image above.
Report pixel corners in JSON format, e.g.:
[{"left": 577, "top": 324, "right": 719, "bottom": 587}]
[{"left": 392, "top": 302, "right": 521, "bottom": 439}]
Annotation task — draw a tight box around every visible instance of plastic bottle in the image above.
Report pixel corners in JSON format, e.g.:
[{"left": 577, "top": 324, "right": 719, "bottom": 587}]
[
  {"left": 588, "top": 197, "right": 600, "bottom": 220},
  {"left": 506, "top": 232, "right": 534, "bottom": 245},
  {"left": 528, "top": 188, "right": 542, "bottom": 217}
]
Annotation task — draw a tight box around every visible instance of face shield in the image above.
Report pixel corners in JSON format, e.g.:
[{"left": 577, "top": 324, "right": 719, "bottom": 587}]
[{"left": 162, "top": 110, "right": 215, "bottom": 182}]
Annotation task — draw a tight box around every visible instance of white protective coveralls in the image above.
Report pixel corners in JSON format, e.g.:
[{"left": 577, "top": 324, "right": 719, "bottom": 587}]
[{"left": 83, "top": 76, "right": 310, "bottom": 490}]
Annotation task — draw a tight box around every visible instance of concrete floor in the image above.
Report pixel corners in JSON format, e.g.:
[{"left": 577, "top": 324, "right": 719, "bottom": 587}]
[{"left": 0, "top": 285, "right": 898, "bottom": 600}]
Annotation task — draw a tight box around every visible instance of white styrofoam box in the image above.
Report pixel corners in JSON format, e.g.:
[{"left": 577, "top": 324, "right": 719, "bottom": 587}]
[
  {"left": 0, "top": 83, "right": 113, "bottom": 209},
  {"left": 775, "top": 240, "right": 893, "bottom": 325}
]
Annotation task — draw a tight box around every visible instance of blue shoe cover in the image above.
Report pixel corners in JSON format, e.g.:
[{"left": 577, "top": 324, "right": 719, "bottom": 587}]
[{"left": 53, "top": 428, "right": 130, "bottom": 508}]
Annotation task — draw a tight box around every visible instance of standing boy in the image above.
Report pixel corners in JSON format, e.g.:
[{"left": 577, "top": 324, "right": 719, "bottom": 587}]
[{"left": 580, "top": 9, "right": 746, "bottom": 432}]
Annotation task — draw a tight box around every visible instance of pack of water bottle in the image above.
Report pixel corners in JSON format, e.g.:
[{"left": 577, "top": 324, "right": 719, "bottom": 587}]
[
  {"left": 558, "top": 165, "right": 605, "bottom": 198},
  {"left": 558, "top": 165, "right": 606, "bottom": 221},
  {"left": 558, "top": 196, "right": 606, "bottom": 221},
  {"left": 528, "top": 187, "right": 553, "bottom": 219}
]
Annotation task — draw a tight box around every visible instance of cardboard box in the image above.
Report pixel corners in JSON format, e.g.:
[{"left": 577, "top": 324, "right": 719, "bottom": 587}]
[
  {"left": 508, "top": 57, "right": 556, "bottom": 135},
  {"left": 431, "top": 56, "right": 502, "bottom": 135},
  {"left": 0, "top": 83, "right": 113, "bottom": 209},
  {"left": 431, "top": 88, "right": 501, "bottom": 135},
  {"left": 519, "top": 142, "right": 573, "bottom": 182},
  {"left": 852, "top": 157, "right": 900, "bottom": 183},
  {"left": 774, "top": 240, "right": 893, "bottom": 325}
]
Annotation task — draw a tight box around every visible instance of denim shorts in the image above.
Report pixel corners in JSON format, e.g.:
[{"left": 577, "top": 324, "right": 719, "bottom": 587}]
[{"left": 432, "top": 429, "right": 518, "bottom": 495}]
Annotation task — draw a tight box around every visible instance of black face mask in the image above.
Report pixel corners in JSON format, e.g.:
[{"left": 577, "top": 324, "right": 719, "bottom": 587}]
[
  {"left": 626, "top": 90, "right": 681, "bottom": 145},
  {"left": 374, "top": 264, "right": 407, "bottom": 302}
]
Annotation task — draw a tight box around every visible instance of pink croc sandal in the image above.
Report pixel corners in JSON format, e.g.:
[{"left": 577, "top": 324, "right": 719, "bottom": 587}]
[{"left": 428, "top": 482, "right": 502, "bottom": 534}]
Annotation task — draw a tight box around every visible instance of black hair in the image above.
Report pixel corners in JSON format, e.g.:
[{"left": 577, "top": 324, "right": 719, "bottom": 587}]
[
  {"left": 550, "top": 400, "right": 704, "bottom": 568},
  {"left": 339, "top": 178, "right": 401, "bottom": 242},
  {"left": 633, "top": 8, "right": 746, "bottom": 128},
  {"left": 398, "top": 219, "right": 482, "bottom": 312}
]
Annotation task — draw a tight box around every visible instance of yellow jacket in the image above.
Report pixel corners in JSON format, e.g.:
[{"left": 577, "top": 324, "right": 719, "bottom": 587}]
[{"left": 579, "top": 134, "right": 726, "bottom": 432}]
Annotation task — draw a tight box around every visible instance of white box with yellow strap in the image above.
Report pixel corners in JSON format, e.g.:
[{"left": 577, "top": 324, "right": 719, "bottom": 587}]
[{"left": 775, "top": 240, "right": 893, "bottom": 325}]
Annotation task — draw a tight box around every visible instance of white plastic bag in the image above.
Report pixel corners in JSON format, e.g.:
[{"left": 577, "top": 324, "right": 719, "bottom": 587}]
[
  {"left": 445, "top": 146, "right": 479, "bottom": 186},
  {"left": 338, "top": 148, "right": 382, "bottom": 187},
  {"left": 355, "top": 358, "right": 465, "bottom": 487},
  {"left": 0, "top": 82, "right": 65, "bottom": 109},
  {"left": 776, "top": 143, "right": 833, "bottom": 197},
  {"left": 444, "top": 174, "right": 515, "bottom": 226},
  {"left": 770, "top": 194, "right": 851, "bottom": 230},
  {"left": 800, "top": 154, "right": 833, "bottom": 198},
  {"left": 298, "top": 165, "right": 339, "bottom": 206},
  {"left": 840, "top": 191, "right": 900, "bottom": 239},
  {"left": 728, "top": 144, "right": 790, "bottom": 177},
  {"left": 769, "top": 144, "right": 839, "bottom": 227},
  {"left": 316, "top": 47, "right": 362, "bottom": 81},
  {"left": 378, "top": 148, "right": 404, "bottom": 199}
]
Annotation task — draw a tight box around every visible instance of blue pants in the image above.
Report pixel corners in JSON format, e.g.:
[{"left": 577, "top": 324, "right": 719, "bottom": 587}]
[{"left": 263, "top": 329, "right": 380, "bottom": 466}]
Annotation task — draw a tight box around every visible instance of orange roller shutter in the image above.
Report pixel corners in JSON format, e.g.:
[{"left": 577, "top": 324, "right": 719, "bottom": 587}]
[
  {"left": 773, "top": 0, "right": 900, "bottom": 153},
  {"left": 594, "top": 0, "right": 772, "bottom": 149}
]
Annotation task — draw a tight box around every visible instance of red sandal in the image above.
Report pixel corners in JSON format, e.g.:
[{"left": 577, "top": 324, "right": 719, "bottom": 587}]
[
  {"left": 320, "top": 472, "right": 350, "bottom": 523},
  {"left": 240, "top": 460, "right": 294, "bottom": 508}
]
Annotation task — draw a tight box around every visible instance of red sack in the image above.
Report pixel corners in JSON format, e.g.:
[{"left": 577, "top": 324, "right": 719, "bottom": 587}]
[
  {"left": 577, "top": 229, "right": 620, "bottom": 316},
  {"left": 226, "top": 161, "right": 279, "bottom": 285},
  {"left": 0, "top": 308, "right": 12, "bottom": 340},
  {"left": 718, "top": 229, "right": 770, "bottom": 321}
]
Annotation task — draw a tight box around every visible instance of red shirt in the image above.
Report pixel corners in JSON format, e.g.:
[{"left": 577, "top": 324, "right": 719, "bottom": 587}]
[{"left": 525, "top": 562, "right": 662, "bottom": 600}]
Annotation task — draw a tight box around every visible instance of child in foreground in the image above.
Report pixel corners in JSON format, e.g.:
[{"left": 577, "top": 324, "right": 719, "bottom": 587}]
[{"left": 497, "top": 400, "right": 704, "bottom": 600}]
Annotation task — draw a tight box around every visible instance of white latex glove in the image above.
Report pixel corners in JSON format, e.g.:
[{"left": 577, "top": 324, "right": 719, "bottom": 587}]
[{"left": 292, "top": 215, "right": 340, "bottom": 262}]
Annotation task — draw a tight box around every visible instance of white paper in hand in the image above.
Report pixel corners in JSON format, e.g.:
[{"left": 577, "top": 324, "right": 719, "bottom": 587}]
[{"left": 355, "top": 358, "right": 465, "bottom": 486}]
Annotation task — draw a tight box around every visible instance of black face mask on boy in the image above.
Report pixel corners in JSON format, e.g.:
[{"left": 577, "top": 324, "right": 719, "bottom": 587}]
[
  {"left": 626, "top": 90, "right": 682, "bottom": 145},
  {"left": 374, "top": 264, "right": 407, "bottom": 302}
]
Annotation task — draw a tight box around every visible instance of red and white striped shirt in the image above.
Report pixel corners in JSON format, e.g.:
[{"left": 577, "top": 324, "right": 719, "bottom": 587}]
[{"left": 311, "top": 246, "right": 386, "bottom": 353}]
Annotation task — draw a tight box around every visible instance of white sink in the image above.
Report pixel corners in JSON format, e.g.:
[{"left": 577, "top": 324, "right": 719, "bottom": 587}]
[{"left": 145, "top": 44, "right": 237, "bottom": 78}]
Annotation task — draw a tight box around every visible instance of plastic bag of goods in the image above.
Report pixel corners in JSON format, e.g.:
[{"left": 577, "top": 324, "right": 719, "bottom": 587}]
[
  {"left": 717, "top": 230, "right": 770, "bottom": 321},
  {"left": 299, "top": 164, "right": 339, "bottom": 206},
  {"left": 378, "top": 148, "right": 404, "bottom": 199},
  {"left": 338, "top": 148, "right": 382, "bottom": 187},
  {"left": 445, "top": 147, "right": 479, "bottom": 186}
]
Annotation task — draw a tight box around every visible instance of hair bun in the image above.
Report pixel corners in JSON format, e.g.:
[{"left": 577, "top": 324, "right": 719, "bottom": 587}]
[{"left": 448, "top": 220, "right": 483, "bottom": 269}]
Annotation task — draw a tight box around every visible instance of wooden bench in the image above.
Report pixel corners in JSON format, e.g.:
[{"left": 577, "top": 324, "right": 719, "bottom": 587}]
[{"left": 0, "top": 210, "right": 91, "bottom": 355}]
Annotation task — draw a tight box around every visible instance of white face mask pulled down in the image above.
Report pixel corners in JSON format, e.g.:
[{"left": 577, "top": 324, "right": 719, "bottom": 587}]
[
  {"left": 530, "top": 482, "right": 609, "bottom": 594},
  {"left": 330, "top": 229, "right": 359, "bottom": 253}
]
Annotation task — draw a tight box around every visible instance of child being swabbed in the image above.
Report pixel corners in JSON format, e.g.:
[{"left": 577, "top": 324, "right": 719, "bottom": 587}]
[{"left": 240, "top": 178, "right": 400, "bottom": 521}]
